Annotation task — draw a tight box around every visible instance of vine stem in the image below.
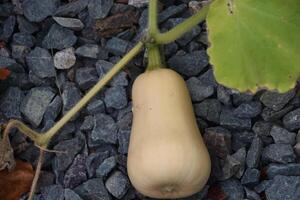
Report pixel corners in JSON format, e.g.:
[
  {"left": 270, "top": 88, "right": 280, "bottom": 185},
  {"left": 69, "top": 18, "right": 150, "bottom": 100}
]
[
  {"left": 28, "top": 149, "right": 44, "bottom": 200},
  {"left": 154, "top": 4, "right": 210, "bottom": 44},
  {"left": 41, "top": 41, "right": 144, "bottom": 145}
]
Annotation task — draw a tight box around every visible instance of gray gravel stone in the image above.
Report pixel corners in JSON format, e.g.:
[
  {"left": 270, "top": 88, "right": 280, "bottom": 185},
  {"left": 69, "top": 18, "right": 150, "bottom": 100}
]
[
  {"left": 0, "top": 16, "right": 15, "bottom": 41},
  {"left": 17, "top": 16, "right": 38, "bottom": 34},
  {"left": 53, "top": 17, "right": 84, "bottom": 31},
  {"left": 244, "top": 188, "right": 261, "bottom": 200},
  {"left": 76, "top": 44, "right": 100, "bottom": 58},
  {"left": 262, "top": 144, "right": 296, "bottom": 164},
  {"left": 80, "top": 115, "right": 94, "bottom": 132},
  {"left": 231, "top": 131, "right": 255, "bottom": 151},
  {"left": 262, "top": 105, "right": 293, "bottom": 122},
  {"left": 42, "top": 24, "right": 77, "bottom": 50},
  {"left": 222, "top": 148, "right": 246, "bottom": 180},
  {"left": 204, "top": 127, "right": 231, "bottom": 159},
  {"left": 128, "top": 0, "right": 148, "bottom": 8},
  {"left": 64, "top": 189, "right": 83, "bottom": 200},
  {"left": 75, "top": 67, "right": 98, "bottom": 90},
  {"left": 217, "top": 85, "right": 232, "bottom": 105},
  {"left": 91, "top": 113, "right": 118, "bottom": 145},
  {"left": 44, "top": 95, "right": 62, "bottom": 120},
  {"left": 168, "top": 51, "right": 209, "bottom": 76},
  {"left": 86, "top": 151, "right": 110, "bottom": 178},
  {"left": 220, "top": 108, "right": 252, "bottom": 130},
  {"left": 105, "top": 37, "right": 132, "bottom": 56},
  {"left": 105, "top": 171, "right": 130, "bottom": 199},
  {"left": 104, "top": 86, "right": 128, "bottom": 109},
  {"left": 260, "top": 90, "right": 295, "bottom": 111},
  {"left": 74, "top": 178, "right": 110, "bottom": 200},
  {"left": 194, "top": 99, "right": 221, "bottom": 123},
  {"left": 12, "top": 33, "right": 35, "bottom": 48},
  {"left": 26, "top": 47, "right": 56, "bottom": 78},
  {"left": 23, "top": 0, "right": 58, "bottom": 22},
  {"left": 118, "top": 130, "right": 131, "bottom": 154},
  {"left": 96, "top": 156, "right": 117, "bottom": 177},
  {"left": 55, "top": 0, "right": 88, "bottom": 17},
  {"left": 54, "top": 47, "right": 76, "bottom": 69},
  {"left": 270, "top": 125, "right": 296, "bottom": 145},
  {"left": 21, "top": 87, "right": 55, "bottom": 127},
  {"left": 0, "top": 87, "right": 23, "bottom": 119},
  {"left": 41, "top": 184, "right": 64, "bottom": 200},
  {"left": 265, "top": 175, "right": 300, "bottom": 200},
  {"left": 0, "top": 56, "right": 17, "bottom": 69},
  {"left": 294, "top": 143, "right": 300, "bottom": 156},
  {"left": 266, "top": 163, "right": 300, "bottom": 179},
  {"left": 186, "top": 77, "right": 214, "bottom": 102},
  {"left": 241, "top": 168, "right": 260, "bottom": 187},
  {"left": 88, "top": 0, "right": 113, "bottom": 19},
  {"left": 64, "top": 154, "right": 87, "bottom": 189},
  {"left": 252, "top": 121, "right": 272, "bottom": 137},
  {"left": 232, "top": 93, "right": 253, "bottom": 106},
  {"left": 158, "top": 4, "right": 186, "bottom": 23},
  {"left": 86, "top": 99, "right": 105, "bottom": 115},
  {"left": 62, "top": 83, "right": 82, "bottom": 115},
  {"left": 233, "top": 101, "right": 262, "bottom": 118},
  {"left": 283, "top": 108, "right": 300, "bottom": 131},
  {"left": 0, "top": 3, "right": 13, "bottom": 17},
  {"left": 219, "top": 178, "right": 245, "bottom": 200},
  {"left": 254, "top": 180, "right": 273, "bottom": 194},
  {"left": 246, "top": 136, "right": 263, "bottom": 168}
]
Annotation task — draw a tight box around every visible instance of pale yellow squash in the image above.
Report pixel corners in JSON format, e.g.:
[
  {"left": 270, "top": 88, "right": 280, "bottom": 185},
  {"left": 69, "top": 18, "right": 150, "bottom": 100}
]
[{"left": 127, "top": 68, "right": 211, "bottom": 199}]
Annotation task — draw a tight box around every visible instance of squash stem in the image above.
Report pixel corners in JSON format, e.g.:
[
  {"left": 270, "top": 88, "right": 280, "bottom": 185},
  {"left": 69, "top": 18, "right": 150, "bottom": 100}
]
[
  {"left": 41, "top": 41, "right": 144, "bottom": 146},
  {"left": 147, "top": 43, "right": 164, "bottom": 71},
  {"left": 149, "top": 0, "right": 159, "bottom": 37},
  {"left": 155, "top": 3, "right": 210, "bottom": 44}
]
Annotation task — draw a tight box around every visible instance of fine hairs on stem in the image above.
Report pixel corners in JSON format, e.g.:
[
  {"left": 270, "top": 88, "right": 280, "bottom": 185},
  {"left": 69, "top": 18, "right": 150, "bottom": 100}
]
[{"left": 0, "top": 1, "right": 211, "bottom": 199}]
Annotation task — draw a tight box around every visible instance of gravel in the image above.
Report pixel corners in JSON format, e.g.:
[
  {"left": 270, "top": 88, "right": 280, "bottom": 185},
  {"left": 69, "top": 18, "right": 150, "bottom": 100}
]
[
  {"left": 262, "top": 143, "right": 296, "bottom": 164},
  {"left": 23, "top": 0, "right": 58, "bottom": 22}
]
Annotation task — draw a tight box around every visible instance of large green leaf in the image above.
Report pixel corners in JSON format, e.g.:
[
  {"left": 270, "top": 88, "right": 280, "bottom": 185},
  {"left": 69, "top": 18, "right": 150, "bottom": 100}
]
[{"left": 206, "top": 0, "right": 300, "bottom": 92}]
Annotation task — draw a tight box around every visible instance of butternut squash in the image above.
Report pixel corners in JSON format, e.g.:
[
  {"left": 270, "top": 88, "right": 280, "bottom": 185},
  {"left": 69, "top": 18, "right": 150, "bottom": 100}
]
[{"left": 127, "top": 68, "right": 211, "bottom": 199}]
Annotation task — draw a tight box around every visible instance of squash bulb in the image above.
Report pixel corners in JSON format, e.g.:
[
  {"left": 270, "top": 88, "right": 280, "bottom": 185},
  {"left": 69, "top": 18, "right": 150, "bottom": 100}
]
[{"left": 127, "top": 68, "right": 211, "bottom": 199}]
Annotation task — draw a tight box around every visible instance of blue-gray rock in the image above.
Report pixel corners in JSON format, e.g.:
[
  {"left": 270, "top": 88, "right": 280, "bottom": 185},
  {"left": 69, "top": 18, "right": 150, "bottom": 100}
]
[
  {"left": 0, "top": 16, "right": 16, "bottom": 41},
  {"left": 246, "top": 136, "right": 263, "bottom": 168},
  {"left": 105, "top": 171, "right": 130, "bottom": 199},
  {"left": 252, "top": 121, "right": 272, "bottom": 137},
  {"left": 74, "top": 178, "right": 110, "bottom": 200},
  {"left": 270, "top": 125, "right": 296, "bottom": 145},
  {"left": 222, "top": 153, "right": 243, "bottom": 180},
  {"left": 42, "top": 24, "right": 77, "bottom": 50},
  {"left": 186, "top": 77, "right": 214, "bottom": 102},
  {"left": 91, "top": 113, "right": 118, "bottom": 145},
  {"left": 75, "top": 44, "right": 100, "bottom": 58},
  {"left": 105, "top": 37, "right": 132, "bottom": 56},
  {"left": 254, "top": 180, "right": 273, "bottom": 194},
  {"left": 118, "top": 130, "right": 131, "bottom": 154},
  {"left": 0, "top": 87, "right": 23, "bottom": 119},
  {"left": 241, "top": 168, "right": 260, "bottom": 187},
  {"left": 260, "top": 90, "right": 295, "bottom": 111},
  {"left": 233, "top": 101, "right": 262, "bottom": 118},
  {"left": 55, "top": 0, "right": 89, "bottom": 17},
  {"left": 204, "top": 127, "right": 231, "bottom": 159},
  {"left": 11, "top": 45, "right": 30, "bottom": 64},
  {"left": 36, "top": 171, "right": 55, "bottom": 193},
  {"left": 96, "top": 60, "right": 128, "bottom": 86},
  {"left": 88, "top": 0, "right": 113, "bottom": 19},
  {"left": 117, "top": 111, "right": 133, "bottom": 132},
  {"left": 262, "top": 105, "right": 294, "bottom": 122},
  {"left": 168, "top": 51, "right": 209, "bottom": 76},
  {"left": 0, "top": 3, "right": 13, "bottom": 17},
  {"left": 0, "top": 47, "right": 9, "bottom": 57},
  {"left": 232, "top": 93, "right": 253, "bottom": 106},
  {"left": 17, "top": 16, "right": 38, "bottom": 34},
  {"left": 158, "top": 4, "right": 187, "bottom": 23},
  {"left": 198, "top": 68, "right": 217, "bottom": 88},
  {"left": 294, "top": 143, "right": 300, "bottom": 156},
  {"left": 53, "top": 17, "right": 84, "bottom": 31},
  {"left": 232, "top": 147, "right": 247, "bottom": 179},
  {"left": 283, "top": 108, "right": 300, "bottom": 131},
  {"left": 44, "top": 95, "right": 62, "bottom": 120},
  {"left": 23, "top": 0, "right": 58, "bottom": 22},
  {"left": 26, "top": 47, "right": 56, "bottom": 78},
  {"left": 177, "top": 26, "right": 201, "bottom": 47},
  {"left": 62, "top": 83, "right": 82, "bottom": 115},
  {"left": 0, "top": 56, "right": 17, "bottom": 69},
  {"left": 28, "top": 70, "right": 53, "bottom": 86},
  {"left": 64, "top": 189, "right": 83, "bottom": 200},
  {"left": 12, "top": 33, "right": 35, "bottom": 48},
  {"left": 86, "top": 151, "right": 110, "bottom": 178},
  {"left": 217, "top": 85, "right": 232, "bottom": 105},
  {"left": 266, "top": 163, "right": 300, "bottom": 179},
  {"left": 244, "top": 188, "right": 261, "bottom": 200},
  {"left": 194, "top": 99, "right": 221, "bottom": 123},
  {"left": 54, "top": 47, "right": 76, "bottom": 69},
  {"left": 265, "top": 175, "right": 300, "bottom": 200},
  {"left": 64, "top": 154, "right": 87, "bottom": 189},
  {"left": 80, "top": 115, "right": 94, "bottom": 132},
  {"left": 219, "top": 179, "right": 245, "bottom": 200},
  {"left": 41, "top": 184, "right": 64, "bottom": 200},
  {"left": 220, "top": 108, "right": 252, "bottom": 130},
  {"left": 128, "top": 0, "right": 148, "bottom": 8},
  {"left": 75, "top": 67, "right": 98, "bottom": 90},
  {"left": 96, "top": 156, "right": 117, "bottom": 177},
  {"left": 262, "top": 144, "right": 296, "bottom": 164},
  {"left": 86, "top": 99, "right": 105, "bottom": 115},
  {"left": 53, "top": 136, "right": 85, "bottom": 173},
  {"left": 231, "top": 131, "right": 255, "bottom": 151},
  {"left": 104, "top": 86, "right": 128, "bottom": 109},
  {"left": 164, "top": 42, "right": 178, "bottom": 58},
  {"left": 20, "top": 87, "right": 55, "bottom": 127}
]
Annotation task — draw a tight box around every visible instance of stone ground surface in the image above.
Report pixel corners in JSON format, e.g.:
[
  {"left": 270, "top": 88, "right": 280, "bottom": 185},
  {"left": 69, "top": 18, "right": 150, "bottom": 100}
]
[{"left": 1, "top": 0, "right": 300, "bottom": 200}]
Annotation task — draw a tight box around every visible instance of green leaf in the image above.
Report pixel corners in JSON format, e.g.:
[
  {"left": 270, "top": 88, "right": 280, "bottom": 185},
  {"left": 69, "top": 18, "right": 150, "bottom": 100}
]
[{"left": 206, "top": 0, "right": 300, "bottom": 92}]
